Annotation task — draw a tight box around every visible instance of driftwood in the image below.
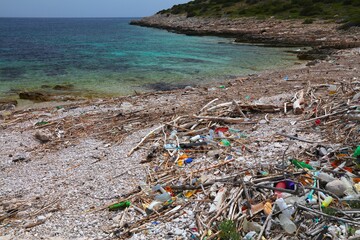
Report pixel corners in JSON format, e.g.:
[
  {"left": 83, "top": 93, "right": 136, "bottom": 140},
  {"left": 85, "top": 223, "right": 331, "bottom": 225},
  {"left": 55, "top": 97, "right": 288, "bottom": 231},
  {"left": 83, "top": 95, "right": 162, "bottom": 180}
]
[{"left": 293, "top": 90, "right": 304, "bottom": 114}]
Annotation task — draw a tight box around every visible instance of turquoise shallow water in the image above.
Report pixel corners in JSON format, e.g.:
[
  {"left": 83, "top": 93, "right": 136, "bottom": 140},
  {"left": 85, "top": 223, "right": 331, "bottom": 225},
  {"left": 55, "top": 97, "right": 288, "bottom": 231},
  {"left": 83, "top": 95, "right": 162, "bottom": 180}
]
[{"left": 0, "top": 18, "right": 299, "bottom": 98}]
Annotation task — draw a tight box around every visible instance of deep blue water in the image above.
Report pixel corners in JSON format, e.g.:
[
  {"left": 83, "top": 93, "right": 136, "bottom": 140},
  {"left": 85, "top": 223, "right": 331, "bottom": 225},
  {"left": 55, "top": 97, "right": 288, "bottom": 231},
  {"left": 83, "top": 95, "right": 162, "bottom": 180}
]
[{"left": 0, "top": 18, "right": 299, "bottom": 98}]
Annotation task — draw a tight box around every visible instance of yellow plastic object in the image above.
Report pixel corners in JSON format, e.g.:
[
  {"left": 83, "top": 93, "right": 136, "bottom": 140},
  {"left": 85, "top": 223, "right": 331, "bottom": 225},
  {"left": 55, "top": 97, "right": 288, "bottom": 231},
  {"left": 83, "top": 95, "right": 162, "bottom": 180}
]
[
  {"left": 264, "top": 202, "right": 272, "bottom": 215},
  {"left": 354, "top": 183, "right": 360, "bottom": 192},
  {"left": 177, "top": 154, "right": 189, "bottom": 167},
  {"left": 321, "top": 196, "right": 333, "bottom": 208},
  {"left": 184, "top": 190, "right": 196, "bottom": 198}
]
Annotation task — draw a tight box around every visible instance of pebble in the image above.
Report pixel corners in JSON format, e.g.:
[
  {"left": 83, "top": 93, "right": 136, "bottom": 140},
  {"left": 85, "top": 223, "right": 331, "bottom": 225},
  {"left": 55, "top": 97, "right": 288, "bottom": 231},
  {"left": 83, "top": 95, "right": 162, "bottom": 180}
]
[
  {"left": 37, "top": 215, "right": 46, "bottom": 221},
  {"left": 259, "top": 119, "right": 267, "bottom": 124},
  {"left": 35, "top": 130, "right": 52, "bottom": 143},
  {"left": 12, "top": 153, "right": 30, "bottom": 163},
  {"left": 0, "top": 235, "right": 12, "bottom": 240},
  {"left": 325, "top": 179, "right": 346, "bottom": 196},
  {"left": 273, "top": 142, "right": 282, "bottom": 148},
  {"left": 352, "top": 92, "right": 360, "bottom": 101}
]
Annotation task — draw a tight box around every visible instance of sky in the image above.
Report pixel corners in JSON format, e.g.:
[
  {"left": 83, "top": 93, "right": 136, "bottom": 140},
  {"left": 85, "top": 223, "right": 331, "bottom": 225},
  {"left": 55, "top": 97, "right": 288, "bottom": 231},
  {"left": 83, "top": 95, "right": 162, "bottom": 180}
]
[{"left": 0, "top": 0, "right": 191, "bottom": 18}]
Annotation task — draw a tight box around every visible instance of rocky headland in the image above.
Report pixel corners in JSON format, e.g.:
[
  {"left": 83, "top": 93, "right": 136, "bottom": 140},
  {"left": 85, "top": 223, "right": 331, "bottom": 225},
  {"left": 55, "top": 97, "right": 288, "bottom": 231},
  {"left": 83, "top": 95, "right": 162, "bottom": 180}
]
[{"left": 131, "top": 14, "right": 360, "bottom": 48}]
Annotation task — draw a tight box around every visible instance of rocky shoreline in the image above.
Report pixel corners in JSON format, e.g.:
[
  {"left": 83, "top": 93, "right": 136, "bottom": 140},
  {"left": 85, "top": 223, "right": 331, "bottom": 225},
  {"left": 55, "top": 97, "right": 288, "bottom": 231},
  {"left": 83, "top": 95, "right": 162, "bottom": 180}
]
[
  {"left": 131, "top": 14, "right": 360, "bottom": 48},
  {"left": 1, "top": 45, "right": 360, "bottom": 239}
]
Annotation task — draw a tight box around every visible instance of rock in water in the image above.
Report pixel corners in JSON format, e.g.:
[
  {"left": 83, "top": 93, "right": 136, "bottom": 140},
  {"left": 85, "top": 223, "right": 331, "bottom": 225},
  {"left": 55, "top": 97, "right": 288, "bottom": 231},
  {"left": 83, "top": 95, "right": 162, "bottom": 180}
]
[
  {"left": 19, "top": 91, "right": 50, "bottom": 101},
  {"left": 325, "top": 180, "right": 346, "bottom": 196},
  {"left": 35, "top": 130, "right": 52, "bottom": 143}
]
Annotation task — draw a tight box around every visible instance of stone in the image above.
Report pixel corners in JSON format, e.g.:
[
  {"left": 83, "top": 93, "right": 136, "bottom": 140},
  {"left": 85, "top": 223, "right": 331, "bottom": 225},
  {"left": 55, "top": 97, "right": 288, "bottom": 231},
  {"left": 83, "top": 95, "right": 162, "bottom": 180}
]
[
  {"left": 259, "top": 119, "right": 267, "bottom": 124},
  {"left": 0, "top": 235, "right": 12, "bottom": 240},
  {"left": 19, "top": 91, "right": 50, "bottom": 101},
  {"left": 37, "top": 215, "right": 46, "bottom": 221},
  {"left": 53, "top": 84, "right": 74, "bottom": 91},
  {"left": 352, "top": 92, "right": 360, "bottom": 102},
  {"left": 173, "top": 228, "right": 184, "bottom": 235},
  {"left": 325, "top": 180, "right": 346, "bottom": 196},
  {"left": 12, "top": 153, "right": 30, "bottom": 163},
  {"left": 35, "top": 130, "right": 52, "bottom": 143},
  {"left": 0, "top": 100, "right": 17, "bottom": 111}
]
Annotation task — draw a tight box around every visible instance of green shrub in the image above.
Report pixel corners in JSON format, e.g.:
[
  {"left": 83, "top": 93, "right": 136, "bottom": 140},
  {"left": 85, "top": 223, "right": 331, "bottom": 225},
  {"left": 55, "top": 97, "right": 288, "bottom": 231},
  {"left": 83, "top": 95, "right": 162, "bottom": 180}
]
[
  {"left": 303, "top": 18, "right": 314, "bottom": 24},
  {"left": 218, "top": 220, "right": 240, "bottom": 240},
  {"left": 338, "top": 17, "right": 360, "bottom": 30}
]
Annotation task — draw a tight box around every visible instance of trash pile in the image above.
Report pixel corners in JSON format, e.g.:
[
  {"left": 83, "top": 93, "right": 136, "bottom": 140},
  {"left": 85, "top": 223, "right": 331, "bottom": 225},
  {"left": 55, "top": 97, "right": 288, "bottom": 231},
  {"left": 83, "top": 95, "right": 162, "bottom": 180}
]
[{"left": 102, "top": 82, "right": 360, "bottom": 239}]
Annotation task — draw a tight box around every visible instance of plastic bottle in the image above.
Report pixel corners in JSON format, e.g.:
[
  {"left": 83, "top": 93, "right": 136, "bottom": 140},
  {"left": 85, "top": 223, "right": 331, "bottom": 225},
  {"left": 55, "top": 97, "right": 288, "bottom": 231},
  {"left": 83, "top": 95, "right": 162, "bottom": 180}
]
[
  {"left": 279, "top": 213, "right": 297, "bottom": 234},
  {"left": 275, "top": 198, "right": 294, "bottom": 217},
  {"left": 205, "top": 130, "right": 214, "bottom": 141},
  {"left": 328, "top": 84, "right": 337, "bottom": 95},
  {"left": 108, "top": 200, "right": 131, "bottom": 211},
  {"left": 190, "top": 135, "right": 202, "bottom": 142},
  {"left": 290, "top": 159, "right": 314, "bottom": 170},
  {"left": 169, "top": 130, "right": 177, "bottom": 139},
  {"left": 155, "top": 192, "right": 171, "bottom": 202},
  {"left": 164, "top": 143, "right": 177, "bottom": 150}
]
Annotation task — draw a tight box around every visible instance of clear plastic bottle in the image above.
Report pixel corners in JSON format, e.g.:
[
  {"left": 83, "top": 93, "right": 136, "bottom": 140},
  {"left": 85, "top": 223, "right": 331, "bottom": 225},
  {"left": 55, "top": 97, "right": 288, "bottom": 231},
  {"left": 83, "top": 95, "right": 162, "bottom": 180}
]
[
  {"left": 275, "top": 198, "right": 294, "bottom": 217},
  {"left": 279, "top": 213, "right": 297, "bottom": 234}
]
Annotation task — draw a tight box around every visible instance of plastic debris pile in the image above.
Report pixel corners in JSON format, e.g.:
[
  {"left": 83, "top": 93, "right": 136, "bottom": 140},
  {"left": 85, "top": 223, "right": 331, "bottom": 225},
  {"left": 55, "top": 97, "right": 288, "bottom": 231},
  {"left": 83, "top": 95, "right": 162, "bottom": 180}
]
[{"left": 103, "top": 82, "right": 360, "bottom": 240}]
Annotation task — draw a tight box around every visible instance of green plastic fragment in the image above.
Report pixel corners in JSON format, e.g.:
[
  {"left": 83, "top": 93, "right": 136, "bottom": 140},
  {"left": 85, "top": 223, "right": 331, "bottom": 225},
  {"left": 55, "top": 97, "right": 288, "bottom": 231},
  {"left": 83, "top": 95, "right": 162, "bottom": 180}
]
[
  {"left": 220, "top": 139, "right": 231, "bottom": 147},
  {"left": 35, "top": 121, "right": 49, "bottom": 126},
  {"left": 353, "top": 146, "right": 360, "bottom": 158},
  {"left": 108, "top": 200, "right": 131, "bottom": 211},
  {"left": 290, "top": 159, "right": 314, "bottom": 170}
]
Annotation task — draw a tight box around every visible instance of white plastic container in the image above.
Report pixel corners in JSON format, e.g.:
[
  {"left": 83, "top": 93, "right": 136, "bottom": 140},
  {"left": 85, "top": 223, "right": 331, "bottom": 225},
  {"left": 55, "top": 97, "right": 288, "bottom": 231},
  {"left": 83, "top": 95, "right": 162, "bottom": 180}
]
[
  {"left": 279, "top": 213, "right": 297, "bottom": 234},
  {"left": 275, "top": 198, "right": 294, "bottom": 217}
]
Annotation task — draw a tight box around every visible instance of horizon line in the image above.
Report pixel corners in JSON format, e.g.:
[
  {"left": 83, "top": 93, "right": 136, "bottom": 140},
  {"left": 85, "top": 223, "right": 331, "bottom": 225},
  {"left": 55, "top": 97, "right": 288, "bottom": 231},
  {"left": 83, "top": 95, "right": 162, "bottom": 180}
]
[{"left": 0, "top": 16, "right": 145, "bottom": 19}]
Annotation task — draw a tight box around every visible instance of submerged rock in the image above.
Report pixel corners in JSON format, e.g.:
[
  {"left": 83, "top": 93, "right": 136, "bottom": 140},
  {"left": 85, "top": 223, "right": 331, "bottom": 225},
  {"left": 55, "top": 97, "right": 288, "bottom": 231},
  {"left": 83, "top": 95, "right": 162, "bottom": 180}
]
[
  {"left": 19, "top": 91, "right": 50, "bottom": 102},
  {"left": 53, "top": 84, "right": 74, "bottom": 91}
]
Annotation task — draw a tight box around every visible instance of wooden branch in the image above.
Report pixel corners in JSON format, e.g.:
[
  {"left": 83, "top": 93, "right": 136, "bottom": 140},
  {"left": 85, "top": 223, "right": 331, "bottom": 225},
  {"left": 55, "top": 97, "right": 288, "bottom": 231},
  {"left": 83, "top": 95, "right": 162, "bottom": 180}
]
[
  {"left": 192, "top": 115, "right": 244, "bottom": 123},
  {"left": 199, "top": 98, "right": 219, "bottom": 113},
  {"left": 127, "top": 125, "right": 164, "bottom": 156},
  {"left": 257, "top": 206, "right": 274, "bottom": 240},
  {"left": 301, "top": 108, "right": 351, "bottom": 123},
  {"left": 297, "top": 204, "right": 360, "bottom": 226},
  {"left": 276, "top": 132, "right": 324, "bottom": 144},
  {"left": 232, "top": 100, "right": 247, "bottom": 118}
]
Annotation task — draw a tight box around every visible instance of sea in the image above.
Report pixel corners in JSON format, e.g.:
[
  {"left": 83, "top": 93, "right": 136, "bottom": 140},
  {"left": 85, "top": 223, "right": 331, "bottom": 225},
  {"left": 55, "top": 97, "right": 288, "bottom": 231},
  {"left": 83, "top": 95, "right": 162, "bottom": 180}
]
[{"left": 0, "top": 18, "right": 300, "bottom": 99}]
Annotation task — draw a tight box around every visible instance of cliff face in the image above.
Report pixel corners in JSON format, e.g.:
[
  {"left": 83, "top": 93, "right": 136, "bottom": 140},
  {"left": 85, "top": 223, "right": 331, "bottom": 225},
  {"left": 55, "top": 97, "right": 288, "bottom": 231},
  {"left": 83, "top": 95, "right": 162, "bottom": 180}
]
[{"left": 131, "top": 14, "right": 360, "bottom": 47}]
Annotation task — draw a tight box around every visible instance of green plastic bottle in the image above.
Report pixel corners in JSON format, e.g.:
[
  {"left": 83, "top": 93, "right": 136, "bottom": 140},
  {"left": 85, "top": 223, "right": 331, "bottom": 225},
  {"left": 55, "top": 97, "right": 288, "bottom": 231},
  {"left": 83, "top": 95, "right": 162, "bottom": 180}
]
[
  {"left": 290, "top": 159, "right": 314, "bottom": 170},
  {"left": 108, "top": 200, "right": 131, "bottom": 211}
]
